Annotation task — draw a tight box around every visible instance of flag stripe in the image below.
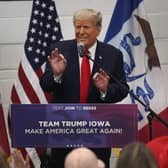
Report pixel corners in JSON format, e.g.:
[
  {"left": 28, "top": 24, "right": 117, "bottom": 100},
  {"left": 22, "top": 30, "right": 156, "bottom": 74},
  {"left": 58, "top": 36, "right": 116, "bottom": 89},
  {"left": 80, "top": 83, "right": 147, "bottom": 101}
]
[
  {"left": 19, "top": 64, "right": 41, "bottom": 103},
  {"left": 21, "top": 55, "right": 47, "bottom": 103},
  {"left": 36, "top": 67, "right": 43, "bottom": 78},
  {"left": 35, "top": 66, "right": 52, "bottom": 102},
  {"left": 15, "top": 79, "right": 31, "bottom": 104},
  {"left": 25, "top": 148, "right": 41, "bottom": 167},
  {"left": 11, "top": 86, "right": 21, "bottom": 103}
]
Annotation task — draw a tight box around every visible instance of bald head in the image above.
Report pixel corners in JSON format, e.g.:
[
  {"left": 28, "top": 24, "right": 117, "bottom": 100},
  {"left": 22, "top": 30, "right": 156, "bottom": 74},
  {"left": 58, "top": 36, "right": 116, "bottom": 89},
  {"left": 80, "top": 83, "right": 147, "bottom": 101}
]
[{"left": 64, "top": 147, "right": 105, "bottom": 168}]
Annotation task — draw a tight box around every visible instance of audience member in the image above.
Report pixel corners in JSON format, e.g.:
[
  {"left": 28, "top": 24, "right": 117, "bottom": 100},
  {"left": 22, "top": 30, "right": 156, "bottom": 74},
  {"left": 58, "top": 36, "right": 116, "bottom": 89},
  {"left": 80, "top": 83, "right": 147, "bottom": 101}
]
[
  {"left": 147, "top": 136, "right": 168, "bottom": 168},
  {"left": 0, "top": 147, "right": 10, "bottom": 168},
  {"left": 0, "top": 147, "right": 30, "bottom": 168},
  {"left": 11, "top": 149, "right": 30, "bottom": 168},
  {"left": 64, "top": 147, "right": 105, "bottom": 168},
  {"left": 116, "top": 142, "right": 158, "bottom": 168}
]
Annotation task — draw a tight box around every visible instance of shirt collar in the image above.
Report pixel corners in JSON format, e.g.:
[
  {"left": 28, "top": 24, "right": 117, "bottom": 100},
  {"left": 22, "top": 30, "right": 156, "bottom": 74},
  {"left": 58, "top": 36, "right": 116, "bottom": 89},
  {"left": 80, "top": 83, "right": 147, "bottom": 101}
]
[{"left": 88, "top": 41, "right": 97, "bottom": 59}]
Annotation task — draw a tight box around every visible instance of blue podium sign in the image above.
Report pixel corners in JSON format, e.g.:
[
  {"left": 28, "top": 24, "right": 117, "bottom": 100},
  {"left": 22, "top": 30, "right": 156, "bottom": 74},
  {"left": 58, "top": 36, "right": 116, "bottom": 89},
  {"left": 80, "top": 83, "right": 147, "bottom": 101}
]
[{"left": 11, "top": 104, "right": 137, "bottom": 148}]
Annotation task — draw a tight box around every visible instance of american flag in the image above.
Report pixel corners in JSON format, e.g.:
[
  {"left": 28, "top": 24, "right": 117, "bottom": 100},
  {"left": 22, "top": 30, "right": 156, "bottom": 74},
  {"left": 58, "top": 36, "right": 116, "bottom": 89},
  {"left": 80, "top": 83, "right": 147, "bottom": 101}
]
[
  {"left": 11, "top": 0, "right": 63, "bottom": 104},
  {"left": 10, "top": 0, "right": 63, "bottom": 167}
]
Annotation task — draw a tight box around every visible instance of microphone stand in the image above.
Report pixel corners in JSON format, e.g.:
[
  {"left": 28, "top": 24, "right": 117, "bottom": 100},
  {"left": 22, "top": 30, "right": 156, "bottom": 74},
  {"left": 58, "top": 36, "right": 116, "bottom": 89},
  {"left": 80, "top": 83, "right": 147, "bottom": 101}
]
[
  {"left": 40, "top": 148, "right": 50, "bottom": 168},
  {"left": 86, "top": 54, "right": 168, "bottom": 141}
]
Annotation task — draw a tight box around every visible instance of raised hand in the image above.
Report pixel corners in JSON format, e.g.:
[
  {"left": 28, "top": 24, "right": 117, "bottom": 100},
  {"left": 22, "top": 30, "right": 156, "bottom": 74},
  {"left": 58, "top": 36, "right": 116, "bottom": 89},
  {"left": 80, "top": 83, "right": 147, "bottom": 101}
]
[
  {"left": 93, "top": 69, "right": 110, "bottom": 93},
  {"left": 11, "top": 149, "right": 30, "bottom": 168},
  {"left": 48, "top": 48, "right": 67, "bottom": 76}
]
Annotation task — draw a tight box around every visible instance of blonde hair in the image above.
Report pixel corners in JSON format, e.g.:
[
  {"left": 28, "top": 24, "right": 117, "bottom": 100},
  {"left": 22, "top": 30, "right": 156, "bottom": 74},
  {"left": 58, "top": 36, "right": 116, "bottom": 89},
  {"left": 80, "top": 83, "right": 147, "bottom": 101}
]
[{"left": 73, "top": 8, "right": 102, "bottom": 28}]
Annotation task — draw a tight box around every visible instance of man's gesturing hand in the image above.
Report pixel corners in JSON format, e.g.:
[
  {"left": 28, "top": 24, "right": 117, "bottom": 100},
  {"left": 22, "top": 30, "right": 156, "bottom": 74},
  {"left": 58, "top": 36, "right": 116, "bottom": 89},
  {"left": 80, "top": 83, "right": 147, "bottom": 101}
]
[
  {"left": 93, "top": 69, "right": 110, "bottom": 93},
  {"left": 48, "top": 48, "right": 67, "bottom": 76}
]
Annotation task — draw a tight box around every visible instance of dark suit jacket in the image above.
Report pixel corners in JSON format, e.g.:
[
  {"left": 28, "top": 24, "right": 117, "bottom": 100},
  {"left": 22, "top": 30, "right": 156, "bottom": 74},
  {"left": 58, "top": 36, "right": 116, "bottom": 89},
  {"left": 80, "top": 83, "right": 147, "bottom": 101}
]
[{"left": 40, "top": 39, "right": 129, "bottom": 103}]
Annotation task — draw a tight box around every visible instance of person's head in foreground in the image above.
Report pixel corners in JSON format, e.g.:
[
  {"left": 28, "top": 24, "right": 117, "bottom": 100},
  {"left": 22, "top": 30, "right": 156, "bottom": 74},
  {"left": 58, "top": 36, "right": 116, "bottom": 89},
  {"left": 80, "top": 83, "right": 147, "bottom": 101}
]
[
  {"left": 64, "top": 147, "right": 105, "bottom": 168},
  {"left": 147, "top": 136, "right": 168, "bottom": 168},
  {"left": 116, "top": 142, "right": 158, "bottom": 168}
]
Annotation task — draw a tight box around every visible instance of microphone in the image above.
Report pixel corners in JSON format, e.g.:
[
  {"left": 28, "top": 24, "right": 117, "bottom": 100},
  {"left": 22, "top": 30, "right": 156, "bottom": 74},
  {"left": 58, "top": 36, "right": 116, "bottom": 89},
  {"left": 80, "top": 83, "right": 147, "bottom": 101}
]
[
  {"left": 77, "top": 42, "right": 99, "bottom": 67},
  {"left": 77, "top": 42, "right": 85, "bottom": 57}
]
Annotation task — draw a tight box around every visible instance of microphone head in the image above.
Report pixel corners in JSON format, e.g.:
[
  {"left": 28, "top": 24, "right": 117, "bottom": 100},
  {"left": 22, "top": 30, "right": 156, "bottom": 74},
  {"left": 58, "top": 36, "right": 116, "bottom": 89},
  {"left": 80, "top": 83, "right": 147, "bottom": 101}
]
[{"left": 77, "top": 42, "right": 85, "bottom": 57}]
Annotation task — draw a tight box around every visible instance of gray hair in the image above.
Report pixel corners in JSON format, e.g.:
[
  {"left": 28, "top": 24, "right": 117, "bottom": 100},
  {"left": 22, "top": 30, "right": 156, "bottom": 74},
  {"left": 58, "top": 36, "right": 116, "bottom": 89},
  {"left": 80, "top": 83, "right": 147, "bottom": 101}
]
[{"left": 73, "top": 8, "right": 102, "bottom": 28}]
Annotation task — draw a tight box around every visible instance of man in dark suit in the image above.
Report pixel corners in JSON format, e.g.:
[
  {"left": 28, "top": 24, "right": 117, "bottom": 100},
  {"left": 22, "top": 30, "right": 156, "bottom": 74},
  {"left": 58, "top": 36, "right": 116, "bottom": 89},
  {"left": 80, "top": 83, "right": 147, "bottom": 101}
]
[{"left": 40, "top": 8, "right": 129, "bottom": 168}]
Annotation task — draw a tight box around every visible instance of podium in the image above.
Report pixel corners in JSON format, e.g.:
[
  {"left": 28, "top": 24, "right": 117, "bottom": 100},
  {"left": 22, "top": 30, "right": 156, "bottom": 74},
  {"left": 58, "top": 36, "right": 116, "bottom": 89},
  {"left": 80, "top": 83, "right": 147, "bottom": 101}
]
[{"left": 11, "top": 104, "right": 137, "bottom": 148}]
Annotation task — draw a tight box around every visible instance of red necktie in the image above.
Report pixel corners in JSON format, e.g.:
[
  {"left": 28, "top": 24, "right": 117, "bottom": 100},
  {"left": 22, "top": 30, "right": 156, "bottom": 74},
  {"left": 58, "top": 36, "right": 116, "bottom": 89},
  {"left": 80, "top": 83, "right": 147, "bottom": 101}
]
[{"left": 80, "top": 50, "right": 91, "bottom": 103}]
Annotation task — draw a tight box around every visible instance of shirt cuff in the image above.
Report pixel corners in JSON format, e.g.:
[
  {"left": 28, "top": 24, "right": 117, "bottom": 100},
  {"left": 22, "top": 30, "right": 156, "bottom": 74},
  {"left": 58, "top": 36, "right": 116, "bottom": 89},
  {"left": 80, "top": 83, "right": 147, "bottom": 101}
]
[
  {"left": 53, "top": 74, "right": 62, "bottom": 84},
  {"left": 100, "top": 91, "right": 107, "bottom": 100}
]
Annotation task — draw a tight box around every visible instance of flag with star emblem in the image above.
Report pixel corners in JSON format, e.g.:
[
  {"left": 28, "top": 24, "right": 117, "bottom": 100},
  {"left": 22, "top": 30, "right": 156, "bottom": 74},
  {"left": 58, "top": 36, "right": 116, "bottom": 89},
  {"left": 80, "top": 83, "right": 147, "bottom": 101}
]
[
  {"left": 104, "top": 0, "right": 168, "bottom": 143},
  {"left": 10, "top": 0, "right": 63, "bottom": 167}
]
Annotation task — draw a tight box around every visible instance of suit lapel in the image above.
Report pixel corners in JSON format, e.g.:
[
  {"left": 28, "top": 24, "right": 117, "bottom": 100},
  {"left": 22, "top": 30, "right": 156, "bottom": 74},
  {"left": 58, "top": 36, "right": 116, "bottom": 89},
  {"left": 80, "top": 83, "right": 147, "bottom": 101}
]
[
  {"left": 71, "top": 40, "right": 80, "bottom": 94},
  {"left": 92, "top": 41, "right": 104, "bottom": 76}
]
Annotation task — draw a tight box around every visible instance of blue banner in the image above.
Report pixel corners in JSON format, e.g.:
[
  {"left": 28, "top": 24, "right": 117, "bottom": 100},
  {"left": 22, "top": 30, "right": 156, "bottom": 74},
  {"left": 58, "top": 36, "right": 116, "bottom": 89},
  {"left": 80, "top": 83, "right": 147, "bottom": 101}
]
[{"left": 11, "top": 104, "right": 137, "bottom": 148}]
